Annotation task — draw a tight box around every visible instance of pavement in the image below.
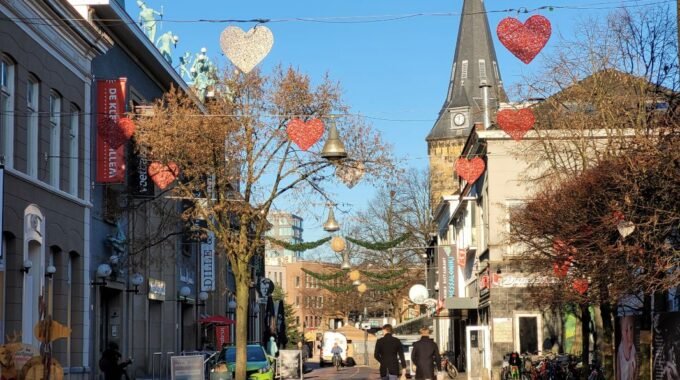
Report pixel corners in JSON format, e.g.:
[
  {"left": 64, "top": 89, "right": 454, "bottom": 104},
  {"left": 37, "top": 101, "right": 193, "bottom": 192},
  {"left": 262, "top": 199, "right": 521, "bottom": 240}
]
[{"left": 302, "top": 362, "right": 382, "bottom": 379}]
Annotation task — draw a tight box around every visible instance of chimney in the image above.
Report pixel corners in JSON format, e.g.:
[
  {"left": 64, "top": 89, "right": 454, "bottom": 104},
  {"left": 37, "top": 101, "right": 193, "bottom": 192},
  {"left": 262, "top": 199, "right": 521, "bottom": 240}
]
[{"left": 480, "top": 80, "right": 492, "bottom": 129}]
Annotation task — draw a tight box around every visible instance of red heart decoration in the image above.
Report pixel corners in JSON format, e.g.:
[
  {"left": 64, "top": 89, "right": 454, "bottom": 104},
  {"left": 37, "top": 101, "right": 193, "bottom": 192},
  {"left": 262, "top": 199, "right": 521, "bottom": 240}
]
[
  {"left": 552, "top": 257, "right": 572, "bottom": 278},
  {"left": 497, "top": 15, "right": 552, "bottom": 64},
  {"left": 148, "top": 161, "right": 180, "bottom": 190},
  {"left": 497, "top": 109, "right": 535, "bottom": 141},
  {"left": 286, "top": 118, "right": 325, "bottom": 151},
  {"left": 101, "top": 117, "right": 135, "bottom": 149},
  {"left": 455, "top": 157, "right": 485, "bottom": 184},
  {"left": 572, "top": 279, "right": 589, "bottom": 295}
]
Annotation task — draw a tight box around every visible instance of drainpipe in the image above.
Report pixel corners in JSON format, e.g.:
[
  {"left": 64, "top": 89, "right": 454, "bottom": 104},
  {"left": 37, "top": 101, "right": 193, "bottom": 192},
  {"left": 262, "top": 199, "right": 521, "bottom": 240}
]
[{"left": 480, "top": 81, "right": 492, "bottom": 129}]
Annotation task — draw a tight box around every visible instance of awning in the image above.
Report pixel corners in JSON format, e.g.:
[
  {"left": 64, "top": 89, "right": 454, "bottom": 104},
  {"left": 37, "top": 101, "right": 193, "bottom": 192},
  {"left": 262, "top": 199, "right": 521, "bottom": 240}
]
[
  {"left": 444, "top": 297, "right": 479, "bottom": 310},
  {"left": 199, "top": 315, "right": 235, "bottom": 325}
]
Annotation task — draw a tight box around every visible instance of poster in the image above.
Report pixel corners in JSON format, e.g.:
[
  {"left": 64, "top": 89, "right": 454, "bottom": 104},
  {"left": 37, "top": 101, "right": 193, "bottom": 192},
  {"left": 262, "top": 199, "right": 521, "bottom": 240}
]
[
  {"left": 652, "top": 312, "right": 680, "bottom": 380},
  {"left": 170, "top": 355, "right": 204, "bottom": 380},
  {"left": 277, "top": 350, "right": 302, "bottom": 379},
  {"left": 493, "top": 318, "right": 513, "bottom": 343},
  {"left": 96, "top": 79, "right": 127, "bottom": 183},
  {"left": 615, "top": 315, "right": 640, "bottom": 380}
]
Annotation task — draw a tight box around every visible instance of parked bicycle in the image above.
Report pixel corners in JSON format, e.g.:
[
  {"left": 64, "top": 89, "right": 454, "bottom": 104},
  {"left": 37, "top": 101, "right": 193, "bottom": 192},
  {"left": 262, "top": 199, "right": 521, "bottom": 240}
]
[{"left": 440, "top": 351, "right": 458, "bottom": 379}]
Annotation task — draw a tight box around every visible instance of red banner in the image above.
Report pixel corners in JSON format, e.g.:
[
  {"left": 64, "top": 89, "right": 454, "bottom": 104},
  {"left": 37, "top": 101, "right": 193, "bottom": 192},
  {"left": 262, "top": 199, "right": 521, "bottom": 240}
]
[
  {"left": 216, "top": 325, "right": 230, "bottom": 347},
  {"left": 96, "top": 79, "right": 127, "bottom": 183}
]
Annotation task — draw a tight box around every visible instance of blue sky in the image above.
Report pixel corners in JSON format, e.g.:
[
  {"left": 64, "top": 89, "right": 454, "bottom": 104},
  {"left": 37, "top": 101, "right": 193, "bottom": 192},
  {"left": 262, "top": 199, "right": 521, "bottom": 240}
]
[{"left": 125, "top": 0, "right": 675, "bottom": 248}]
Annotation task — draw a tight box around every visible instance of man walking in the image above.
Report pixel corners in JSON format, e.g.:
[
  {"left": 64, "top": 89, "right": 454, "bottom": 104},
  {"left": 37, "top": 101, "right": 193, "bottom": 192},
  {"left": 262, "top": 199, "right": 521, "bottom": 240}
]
[
  {"left": 411, "top": 327, "right": 441, "bottom": 380},
  {"left": 374, "top": 324, "right": 406, "bottom": 380}
]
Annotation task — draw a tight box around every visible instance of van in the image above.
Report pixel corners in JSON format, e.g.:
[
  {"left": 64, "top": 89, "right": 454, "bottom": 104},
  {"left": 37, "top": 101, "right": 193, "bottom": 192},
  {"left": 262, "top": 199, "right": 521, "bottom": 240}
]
[{"left": 318, "top": 331, "right": 347, "bottom": 367}]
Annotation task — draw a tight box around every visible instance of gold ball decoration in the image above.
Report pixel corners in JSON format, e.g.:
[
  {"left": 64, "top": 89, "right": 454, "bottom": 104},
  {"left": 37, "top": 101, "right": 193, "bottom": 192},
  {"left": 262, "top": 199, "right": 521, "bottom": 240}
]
[
  {"left": 330, "top": 236, "right": 346, "bottom": 253},
  {"left": 357, "top": 283, "right": 367, "bottom": 294},
  {"left": 348, "top": 270, "right": 361, "bottom": 282}
]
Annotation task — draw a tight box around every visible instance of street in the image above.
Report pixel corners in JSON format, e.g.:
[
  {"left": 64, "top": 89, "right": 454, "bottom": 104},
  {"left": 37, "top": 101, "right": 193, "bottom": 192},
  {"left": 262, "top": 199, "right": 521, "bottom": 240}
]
[{"left": 302, "top": 363, "right": 382, "bottom": 380}]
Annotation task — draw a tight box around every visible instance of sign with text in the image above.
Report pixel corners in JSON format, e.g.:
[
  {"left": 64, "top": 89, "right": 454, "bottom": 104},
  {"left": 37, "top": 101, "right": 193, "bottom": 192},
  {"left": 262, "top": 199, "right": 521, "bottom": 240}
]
[
  {"left": 96, "top": 78, "right": 127, "bottom": 183},
  {"left": 200, "top": 231, "right": 216, "bottom": 291},
  {"left": 216, "top": 325, "right": 230, "bottom": 347},
  {"left": 493, "top": 318, "right": 513, "bottom": 343},
  {"left": 437, "top": 245, "right": 455, "bottom": 299},
  {"left": 127, "top": 144, "right": 153, "bottom": 197},
  {"left": 277, "top": 350, "right": 302, "bottom": 380},
  {"left": 170, "top": 355, "right": 204, "bottom": 380},
  {"left": 148, "top": 278, "right": 166, "bottom": 301}
]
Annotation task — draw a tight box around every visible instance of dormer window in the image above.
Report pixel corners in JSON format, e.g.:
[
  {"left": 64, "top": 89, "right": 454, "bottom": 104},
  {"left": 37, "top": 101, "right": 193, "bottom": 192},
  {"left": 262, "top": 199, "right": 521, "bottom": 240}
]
[
  {"left": 461, "top": 60, "right": 469, "bottom": 80},
  {"left": 478, "top": 60, "right": 487, "bottom": 79}
]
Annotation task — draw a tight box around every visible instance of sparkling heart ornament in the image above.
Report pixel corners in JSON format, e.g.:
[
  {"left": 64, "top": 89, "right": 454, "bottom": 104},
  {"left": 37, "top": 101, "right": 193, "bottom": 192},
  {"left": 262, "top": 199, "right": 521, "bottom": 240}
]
[
  {"left": 335, "top": 161, "right": 366, "bottom": 189},
  {"left": 286, "top": 118, "right": 324, "bottom": 151},
  {"left": 102, "top": 117, "right": 135, "bottom": 149},
  {"left": 219, "top": 25, "right": 274, "bottom": 73},
  {"left": 617, "top": 220, "right": 635, "bottom": 238},
  {"left": 148, "top": 161, "right": 180, "bottom": 190},
  {"left": 497, "top": 108, "right": 535, "bottom": 141},
  {"left": 455, "top": 157, "right": 485, "bottom": 184},
  {"left": 497, "top": 15, "right": 551, "bottom": 64},
  {"left": 572, "top": 278, "right": 589, "bottom": 295}
]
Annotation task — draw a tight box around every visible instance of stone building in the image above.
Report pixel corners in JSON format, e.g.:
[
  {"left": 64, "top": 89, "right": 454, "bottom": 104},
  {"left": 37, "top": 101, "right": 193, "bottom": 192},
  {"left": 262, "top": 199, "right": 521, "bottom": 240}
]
[{"left": 0, "top": 1, "right": 109, "bottom": 378}]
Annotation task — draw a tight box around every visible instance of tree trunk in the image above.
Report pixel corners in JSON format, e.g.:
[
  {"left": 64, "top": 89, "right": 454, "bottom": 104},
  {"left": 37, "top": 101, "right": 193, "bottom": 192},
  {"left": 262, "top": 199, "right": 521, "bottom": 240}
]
[
  {"left": 580, "top": 303, "right": 591, "bottom": 380},
  {"left": 599, "top": 301, "right": 614, "bottom": 379},
  {"left": 234, "top": 258, "right": 251, "bottom": 380}
]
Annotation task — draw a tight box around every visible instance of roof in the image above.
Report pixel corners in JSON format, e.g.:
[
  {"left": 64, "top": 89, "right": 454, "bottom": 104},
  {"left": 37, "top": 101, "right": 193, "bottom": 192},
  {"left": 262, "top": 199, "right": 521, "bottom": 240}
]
[{"left": 427, "top": 0, "right": 507, "bottom": 142}]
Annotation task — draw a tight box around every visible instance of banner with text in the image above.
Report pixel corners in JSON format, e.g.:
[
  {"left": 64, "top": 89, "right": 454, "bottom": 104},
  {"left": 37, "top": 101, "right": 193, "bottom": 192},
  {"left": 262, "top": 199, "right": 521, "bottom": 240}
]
[
  {"left": 437, "top": 245, "right": 455, "bottom": 299},
  {"left": 200, "top": 231, "right": 216, "bottom": 291},
  {"left": 96, "top": 78, "right": 127, "bottom": 183}
]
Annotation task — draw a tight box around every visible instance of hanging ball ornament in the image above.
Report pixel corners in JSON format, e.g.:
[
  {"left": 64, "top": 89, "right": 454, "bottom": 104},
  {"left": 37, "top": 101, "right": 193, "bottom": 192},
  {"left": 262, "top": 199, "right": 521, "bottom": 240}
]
[
  {"left": 330, "top": 236, "right": 346, "bottom": 253},
  {"left": 348, "top": 270, "right": 361, "bottom": 282},
  {"left": 357, "top": 283, "right": 367, "bottom": 294}
]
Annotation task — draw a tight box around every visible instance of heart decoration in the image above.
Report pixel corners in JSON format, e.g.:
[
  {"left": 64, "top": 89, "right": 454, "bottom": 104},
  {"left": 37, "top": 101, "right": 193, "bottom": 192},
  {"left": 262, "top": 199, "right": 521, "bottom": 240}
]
[
  {"left": 286, "top": 118, "right": 325, "bottom": 151},
  {"left": 572, "top": 278, "right": 589, "bottom": 295},
  {"left": 455, "top": 157, "right": 485, "bottom": 184},
  {"left": 497, "top": 108, "right": 535, "bottom": 141},
  {"left": 219, "top": 25, "right": 274, "bottom": 74},
  {"left": 617, "top": 220, "right": 635, "bottom": 238},
  {"left": 497, "top": 15, "right": 552, "bottom": 64},
  {"left": 148, "top": 161, "right": 180, "bottom": 190},
  {"left": 335, "top": 161, "right": 366, "bottom": 189},
  {"left": 552, "top": 256, "right": 572, "bottom": 278},
  {"left": 612, "top": 210, "right": 625, "bottom": 224},
  {"left": 101, "top": 117, "right": 135, "bottom": 149}
]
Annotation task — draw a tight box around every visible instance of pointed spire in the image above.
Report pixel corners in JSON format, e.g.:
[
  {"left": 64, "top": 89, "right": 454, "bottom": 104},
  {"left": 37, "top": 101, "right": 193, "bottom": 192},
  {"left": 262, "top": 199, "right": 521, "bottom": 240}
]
[{"left": 427, "top": 0, "right": 507, "bottom": 141}]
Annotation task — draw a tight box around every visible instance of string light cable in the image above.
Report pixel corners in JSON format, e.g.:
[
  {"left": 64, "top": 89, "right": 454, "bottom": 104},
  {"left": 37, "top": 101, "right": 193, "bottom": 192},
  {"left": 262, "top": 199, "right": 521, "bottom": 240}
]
[{"left": 0, "top": 0, "right": 672, "bottom": 27}]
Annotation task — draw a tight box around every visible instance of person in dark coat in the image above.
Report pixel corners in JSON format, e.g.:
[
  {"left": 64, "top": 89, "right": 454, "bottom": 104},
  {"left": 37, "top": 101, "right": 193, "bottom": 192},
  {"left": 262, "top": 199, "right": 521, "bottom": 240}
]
[
  {"left": 99, "top": 342, "right": 132, "bottom": 380},
  {"left": 374, "top": 324, "right": 406, "bottom": 380},
  {"left": 410, "top": 327, "right": 441, "bottom": 380}
]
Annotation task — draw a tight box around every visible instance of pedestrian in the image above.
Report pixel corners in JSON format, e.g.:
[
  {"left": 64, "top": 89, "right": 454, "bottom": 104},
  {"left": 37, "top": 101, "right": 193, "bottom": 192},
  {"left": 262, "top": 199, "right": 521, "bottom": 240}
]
[
  {"left": 374, "top": 324, "right": 407, "bottom": 380},
  {"left": 99, "top": 342, "right": 132, "bottom": 380},
  {"left": 411, "top": 327, "right": 441, "bottom": 380}
]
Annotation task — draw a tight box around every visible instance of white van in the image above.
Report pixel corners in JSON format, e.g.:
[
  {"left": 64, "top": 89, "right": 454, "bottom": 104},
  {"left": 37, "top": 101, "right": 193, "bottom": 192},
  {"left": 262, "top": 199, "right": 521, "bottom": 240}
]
[{"left": 319, "top": 331, "right": 347, "bottom": 366}]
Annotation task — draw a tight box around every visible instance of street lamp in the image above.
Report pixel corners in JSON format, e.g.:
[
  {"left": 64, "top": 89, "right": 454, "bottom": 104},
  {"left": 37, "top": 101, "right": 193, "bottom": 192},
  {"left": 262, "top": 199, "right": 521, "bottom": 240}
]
[
  {"left": 91, "top": 263, "right": 112, "bottom": 286},
  {"left": 20, "top": 259, "right": 33, "bottom": 274},
  {"left": 126, "top": 273, "right": 144, "bottom": 293},
  {"left": 45, "top": 265, "right": 56, "bottom": 279}
]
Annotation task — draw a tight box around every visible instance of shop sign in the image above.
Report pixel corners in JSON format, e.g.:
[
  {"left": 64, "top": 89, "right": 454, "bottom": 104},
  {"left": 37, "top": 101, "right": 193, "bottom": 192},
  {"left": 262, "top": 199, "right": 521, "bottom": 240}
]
[
  {"left": 497, "top": 274, "right": 553, "bottom": 288},
  {"left": 148, "top": 278, "right": 166, "bottom": 301},
  {"left": 216, "top": 325, "right": 230, "bottom": 347},
  {"left": 96, "top": 78, "right": 127, "bottom": 183},
  {"left": 437, "top": 245, "right": 455, "bottom": 299},
  {"left": 200, "top": 231, "right": 215, "bottom": 291}
]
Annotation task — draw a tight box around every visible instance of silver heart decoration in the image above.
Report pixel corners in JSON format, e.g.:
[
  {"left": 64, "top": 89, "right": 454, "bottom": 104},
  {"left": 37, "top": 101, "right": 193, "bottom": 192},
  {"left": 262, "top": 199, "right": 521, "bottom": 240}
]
[
  {"left": 336, "top": 161, "right": 366, "bottom": 189},
  {"left": 617, "top": 220, "right": 635, "bottom": 238},
  {"left": 219, "top": 25, "right": 274, "bottom": 73}
]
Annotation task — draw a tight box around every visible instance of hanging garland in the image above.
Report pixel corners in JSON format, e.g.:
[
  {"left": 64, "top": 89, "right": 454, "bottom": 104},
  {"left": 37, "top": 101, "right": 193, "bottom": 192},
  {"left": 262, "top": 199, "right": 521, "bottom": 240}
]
[
  {"left": 266, "top": 236, "right": 331, "bottom": 252},
  {"left": 346, "top": 233, "right": 411, "bottom": 251},
  {"left": 301, "top": 267, "right": 347, "bottom": 281},
  {"left": 359, "top": 268, "right": 408, "bottom": 280},
  {"left": 320, "top": 283, "right": 355, "bottom": 293}
]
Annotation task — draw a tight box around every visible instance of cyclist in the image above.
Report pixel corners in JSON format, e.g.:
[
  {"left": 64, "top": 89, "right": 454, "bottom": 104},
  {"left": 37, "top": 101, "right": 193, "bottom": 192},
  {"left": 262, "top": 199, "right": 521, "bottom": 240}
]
[{"left": 331, "top": 342, "right": 343, "bottom": 370}]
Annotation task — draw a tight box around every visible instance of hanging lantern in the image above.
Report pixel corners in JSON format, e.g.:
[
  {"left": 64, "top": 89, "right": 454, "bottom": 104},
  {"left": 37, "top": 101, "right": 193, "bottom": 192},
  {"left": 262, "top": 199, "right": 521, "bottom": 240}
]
[
  {"left": 348, "top": 270, "right": 361, "bottom": 282},
  {"left": 330, "top": 236, "right": 346, "bottom": 252},
  {"left": 320, "top": 117, "right": 348, "bottom": 161},
  {"left": 323, "top": 205, "right": 340, "bottom": 232},
  {"left": 357, "top": 283, "right": 367, "bottom": 294}
]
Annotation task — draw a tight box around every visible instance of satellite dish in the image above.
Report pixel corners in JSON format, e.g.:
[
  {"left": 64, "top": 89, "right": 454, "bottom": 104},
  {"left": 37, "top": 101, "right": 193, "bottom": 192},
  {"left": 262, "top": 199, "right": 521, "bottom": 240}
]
[{"left": 409, "top": 284, "right": 428, "bottom": 305}]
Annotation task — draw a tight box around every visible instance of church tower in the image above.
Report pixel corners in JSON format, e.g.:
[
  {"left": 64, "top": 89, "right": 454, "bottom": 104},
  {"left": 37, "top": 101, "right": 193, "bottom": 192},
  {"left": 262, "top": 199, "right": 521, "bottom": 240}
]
[{"left": 427, "top": 0, "right": 507, "bottom": 209}]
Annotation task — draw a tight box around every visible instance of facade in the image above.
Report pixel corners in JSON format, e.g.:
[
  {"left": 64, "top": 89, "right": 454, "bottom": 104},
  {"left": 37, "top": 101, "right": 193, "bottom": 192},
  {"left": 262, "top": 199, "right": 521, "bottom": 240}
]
[
  {"left": 0, "top": 1, "right": 110, "bottom": 378},
  {"left": 426, "top": 0, "right": 507, "bottom": 210},
  {"left": 264, "top": 211, "right": 303, "bottom": 266}
]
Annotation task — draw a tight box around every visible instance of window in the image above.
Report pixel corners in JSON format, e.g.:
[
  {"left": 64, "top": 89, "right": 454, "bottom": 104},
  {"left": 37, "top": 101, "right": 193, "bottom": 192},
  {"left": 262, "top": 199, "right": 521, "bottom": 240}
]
[
  {"left": 461, "top": 60, "right": 468, "bottom": 80},
  {"left": 26, "top": 77, "right": 39, "bottom": 177},
  {"left": 295, "top": 276, "right": 300, "bottom": 288},
  {"left": 48, "top": 92, "right": 61, "bottom": 187},
  {"left": 478, "top": 60, "right": 487, "bottom": 79},
  {"left": 295, "top": 296, "right": 300, "bottom": 306},
  {"left": 68, "top": 106, "right": 79, "bottom": 195},
  {"left": 1, "top": 57, "right": 15, "bottom": 167}
]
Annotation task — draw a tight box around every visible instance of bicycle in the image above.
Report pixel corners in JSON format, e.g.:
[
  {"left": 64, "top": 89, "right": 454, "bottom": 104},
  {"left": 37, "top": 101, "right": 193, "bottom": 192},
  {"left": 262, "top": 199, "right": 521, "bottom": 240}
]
[
  {"left": 332, "top": 353, "right": 342, "bottom": 371},
  {"left": 441, "top": 351, "right": 458, "bottom": 379}
]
